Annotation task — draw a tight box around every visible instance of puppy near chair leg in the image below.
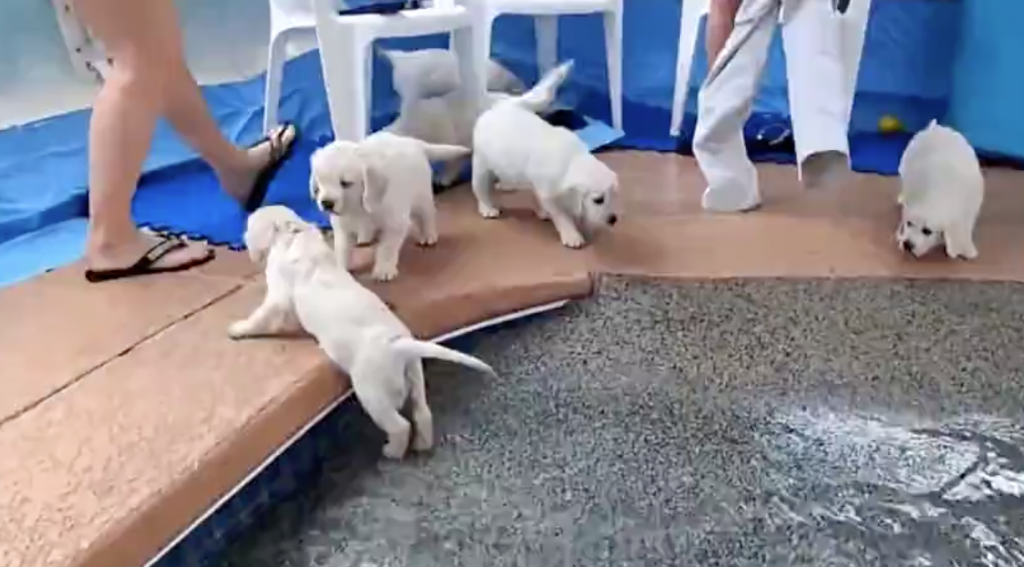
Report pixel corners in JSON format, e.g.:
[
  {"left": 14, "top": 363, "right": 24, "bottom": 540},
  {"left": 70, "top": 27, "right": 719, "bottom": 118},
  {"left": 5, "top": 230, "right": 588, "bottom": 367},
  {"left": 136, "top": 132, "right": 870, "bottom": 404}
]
[
  {"left": 471, "top": 155, "right": 501, "bottom": 219},
  {"left": 437, "top": 158, "right": 468, "bottom": 189}
]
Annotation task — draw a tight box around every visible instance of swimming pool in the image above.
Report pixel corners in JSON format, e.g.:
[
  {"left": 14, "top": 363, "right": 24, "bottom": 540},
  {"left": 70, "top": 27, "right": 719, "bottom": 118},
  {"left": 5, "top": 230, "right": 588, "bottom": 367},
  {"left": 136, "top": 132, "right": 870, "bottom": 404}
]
[{"left": 214, "top": 277, "right": 1024, "bottom": 566}]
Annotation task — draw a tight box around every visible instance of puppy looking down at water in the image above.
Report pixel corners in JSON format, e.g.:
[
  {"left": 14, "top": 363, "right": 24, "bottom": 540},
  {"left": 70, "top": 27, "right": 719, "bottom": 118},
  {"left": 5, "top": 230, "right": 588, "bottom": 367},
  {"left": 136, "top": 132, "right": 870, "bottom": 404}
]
[
  {"left": 896, "top": 119, "right": 984, "bottom": 260},
  {"left": 470, "top": 60, "right": 620, "bottom": 249},
  {"left": 310, "top": 131, "right": 470, "bottom": 281},
  {"left": 229, "top": 205, "right": 497, "bottom": 459}
]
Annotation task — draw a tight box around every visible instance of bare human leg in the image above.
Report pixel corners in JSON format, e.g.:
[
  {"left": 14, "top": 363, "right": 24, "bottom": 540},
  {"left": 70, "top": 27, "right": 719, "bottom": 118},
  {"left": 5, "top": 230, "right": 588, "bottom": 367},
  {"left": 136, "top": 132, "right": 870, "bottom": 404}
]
[
  {"left": 706, "top": 0, "right": 743, "bottom": 67},
  {"left": 73, "top": 0, "right": 296, "bottom": 278}
]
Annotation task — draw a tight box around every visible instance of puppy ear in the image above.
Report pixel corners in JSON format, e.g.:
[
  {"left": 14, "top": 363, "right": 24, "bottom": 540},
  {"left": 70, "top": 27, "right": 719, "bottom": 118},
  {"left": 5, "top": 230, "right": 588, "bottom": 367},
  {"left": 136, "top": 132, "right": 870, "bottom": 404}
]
[
  {"left": 556, "top": 184, "right": 586, "bottom": 220},
  {"left": 309, "top": 171, "right": 320, "bottom": 201},
  {"left": 356, "top": 148, "right": 388, "bottom": 213}
]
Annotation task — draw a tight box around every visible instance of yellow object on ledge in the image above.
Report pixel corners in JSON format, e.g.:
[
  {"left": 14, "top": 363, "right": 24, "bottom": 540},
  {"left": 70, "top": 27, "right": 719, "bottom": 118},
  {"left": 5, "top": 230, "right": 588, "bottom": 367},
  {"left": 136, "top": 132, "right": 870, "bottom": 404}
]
[{"left": 878, "top": 114, "right": 904, "bottom": 134}]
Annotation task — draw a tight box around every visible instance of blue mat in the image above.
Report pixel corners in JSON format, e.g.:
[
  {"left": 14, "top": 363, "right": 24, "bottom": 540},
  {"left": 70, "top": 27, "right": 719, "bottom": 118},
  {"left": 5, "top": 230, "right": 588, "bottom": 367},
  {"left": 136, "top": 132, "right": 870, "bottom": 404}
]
[
  {"left": 133, "top": 140, "right": 327, "bottom": 250},
  {"left": 0, "top": 217, "right": 87, "bottom": 287},
  {"left": 133, "top": 114, "right": 625, "bottom": 249}
]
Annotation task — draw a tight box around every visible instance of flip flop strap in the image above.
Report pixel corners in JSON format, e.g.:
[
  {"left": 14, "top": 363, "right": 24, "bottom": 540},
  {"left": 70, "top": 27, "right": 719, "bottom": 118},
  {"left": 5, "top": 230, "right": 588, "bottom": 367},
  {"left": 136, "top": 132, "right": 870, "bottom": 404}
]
[
  {"left": 138, "top": 236, "right": 187, "bottom": 267},
  {"left": 266, "top": 124, "right": 295, "bottom": 162}
]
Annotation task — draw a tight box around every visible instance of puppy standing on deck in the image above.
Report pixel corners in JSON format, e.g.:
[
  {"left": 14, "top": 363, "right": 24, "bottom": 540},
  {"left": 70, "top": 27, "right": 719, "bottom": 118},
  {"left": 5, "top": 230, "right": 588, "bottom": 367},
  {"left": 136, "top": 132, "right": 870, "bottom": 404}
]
[
  {"left": 896, "top": 119, "right": 984, "bottom": 260},
  {"left": 470, "top": 60, "right": 620, "bottom": 249},
  {"left": 229, "top": 206, "right": 496, "bottom": 459},
  {"left": 310, "top": 132, "right": 469, "bottom": 281},
  {"left": 383, "top": 61, "right": 573, "bottom": 188}
]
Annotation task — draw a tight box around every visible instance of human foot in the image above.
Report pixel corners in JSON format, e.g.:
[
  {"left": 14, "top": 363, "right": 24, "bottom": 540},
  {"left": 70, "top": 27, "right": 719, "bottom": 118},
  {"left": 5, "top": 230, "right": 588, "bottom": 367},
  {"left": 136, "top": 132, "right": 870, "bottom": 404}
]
[
  {"left": 85, "top": 231, "right": 214, "bottom": 282},
  {"left": 219, "top": 123, "right": 298, "bottom": 211}
]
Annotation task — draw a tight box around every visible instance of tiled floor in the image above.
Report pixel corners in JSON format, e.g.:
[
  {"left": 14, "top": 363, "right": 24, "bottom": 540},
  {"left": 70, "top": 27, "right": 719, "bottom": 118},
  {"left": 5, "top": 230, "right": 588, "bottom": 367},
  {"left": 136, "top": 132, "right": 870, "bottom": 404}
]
[{"left": 2, "top": 152, "right": 1023, "bottom": 567}]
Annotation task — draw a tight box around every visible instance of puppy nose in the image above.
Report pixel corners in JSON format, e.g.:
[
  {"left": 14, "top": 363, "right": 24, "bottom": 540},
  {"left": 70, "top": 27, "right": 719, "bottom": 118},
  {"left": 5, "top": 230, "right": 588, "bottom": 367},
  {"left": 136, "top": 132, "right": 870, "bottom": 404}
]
[
  {"left": 901, "top": 240, "right": 914, "bottom": 253},
  {"left": 608, "top": 214, "right": 618, "bottom": 226},
  {"left": 320, "top": 199, "right": 335, "bottom": 211}
]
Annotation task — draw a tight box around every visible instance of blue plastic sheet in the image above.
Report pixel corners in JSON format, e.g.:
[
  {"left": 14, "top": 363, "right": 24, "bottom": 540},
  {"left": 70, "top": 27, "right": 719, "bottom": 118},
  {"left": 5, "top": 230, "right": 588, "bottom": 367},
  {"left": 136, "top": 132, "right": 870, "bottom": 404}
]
[
  {"left": 947, "top": 0, "right": 1024, "bottom": 160},
  {"left": 0, "top": 218, "right": 87, "bottom": 288},
  {"left": 0, "top": 0, "right": 975, "bottom": 286}
]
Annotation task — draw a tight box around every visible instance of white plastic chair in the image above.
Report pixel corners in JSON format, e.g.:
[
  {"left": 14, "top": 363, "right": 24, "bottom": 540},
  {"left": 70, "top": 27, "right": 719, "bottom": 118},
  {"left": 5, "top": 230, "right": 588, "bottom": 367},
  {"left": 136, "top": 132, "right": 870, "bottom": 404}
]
[
  {"left": 263, "top": 0, "right": 479, "bottom": 141},
  {"left": 668, "top": 0, "right": 872, "bottom": 137},
  {"left": 462, "top": 0, "right": 623, "bottom": 130}
]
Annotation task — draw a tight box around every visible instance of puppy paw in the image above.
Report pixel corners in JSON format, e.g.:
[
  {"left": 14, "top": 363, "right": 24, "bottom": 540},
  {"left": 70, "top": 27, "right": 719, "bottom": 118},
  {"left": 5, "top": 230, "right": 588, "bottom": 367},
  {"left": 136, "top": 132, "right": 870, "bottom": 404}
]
[
  {"left": 382, "top": 440, "right": 407, "bottom": 460},
  {"left": 559, "top": 232, "right": 587, "bottom": 249},
  {"left": 411, "top": 432, "right": 433, "bottom": 452},
  {"left": 954, "top": 246, "right": 979, "bottom": 261},
  {"left": 227, "top": 321, "right": 251, "bottom": 340},
  {"left": 478, "top": 204, "right": 501, "bottom": 219},
  {"left": 535, "top": 208, "right": 551, "bottom": 220},
  {"left": 372, "top": 263, "right": 399, "bottom": 282},
  {"left": 416, "top": 233, "right": 438, "bottom": 247}
]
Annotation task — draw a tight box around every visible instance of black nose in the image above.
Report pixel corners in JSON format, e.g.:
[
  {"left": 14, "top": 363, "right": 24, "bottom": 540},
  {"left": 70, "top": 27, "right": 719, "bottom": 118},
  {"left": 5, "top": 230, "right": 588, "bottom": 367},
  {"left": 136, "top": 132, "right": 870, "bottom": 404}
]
[
  {"left": 901, "top": 240, "right": 914, "bottom": 253},
  {"left": 608, "top": 214, "right": 618, "bottom": 226},
  {"left": 320, "top": 199, "right": 335, "bottom": 211}
]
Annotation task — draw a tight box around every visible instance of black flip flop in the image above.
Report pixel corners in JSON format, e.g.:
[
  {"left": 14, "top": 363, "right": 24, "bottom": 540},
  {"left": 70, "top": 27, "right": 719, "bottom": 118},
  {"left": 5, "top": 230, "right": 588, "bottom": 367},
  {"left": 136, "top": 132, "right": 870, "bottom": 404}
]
[
  {"left": 244, "top": 123, "right": 298, "bottom": 212},
  {"left": 84, "top": 235, "right": 216, "bottom": 283}
]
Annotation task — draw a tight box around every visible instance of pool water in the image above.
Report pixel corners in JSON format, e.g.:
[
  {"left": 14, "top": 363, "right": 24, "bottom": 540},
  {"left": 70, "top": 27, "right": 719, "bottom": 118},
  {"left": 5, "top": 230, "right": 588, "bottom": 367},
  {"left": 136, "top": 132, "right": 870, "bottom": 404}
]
[{"left": 220, "top": 278, "right": 1024, "bottom": 567}]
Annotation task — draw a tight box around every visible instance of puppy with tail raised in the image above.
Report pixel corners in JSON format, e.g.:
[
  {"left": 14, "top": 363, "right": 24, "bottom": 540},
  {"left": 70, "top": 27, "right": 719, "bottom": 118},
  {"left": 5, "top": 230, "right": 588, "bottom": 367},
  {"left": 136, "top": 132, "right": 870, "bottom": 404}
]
[
  {"left": 230, "top": 206, "right": 496, "bottom": 459},
  {"left": 896, "top": 119, "right": 984, "bottom": 260},
  {"left": 382, "top": 57, "right": 573, "bottom": 188},
  {"left": 470, "top": 60, "right": 620, "bottom": 249},
  {"left": 310, "top": 132, "right": 469, "bottom": 281}
]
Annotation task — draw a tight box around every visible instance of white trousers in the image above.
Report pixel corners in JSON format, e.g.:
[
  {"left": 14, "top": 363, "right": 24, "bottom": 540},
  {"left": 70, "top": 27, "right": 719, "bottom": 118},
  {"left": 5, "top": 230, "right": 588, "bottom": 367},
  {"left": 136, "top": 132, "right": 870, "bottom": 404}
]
[{"left": 693, "top": 0, "right": 850, "bottom": 212}]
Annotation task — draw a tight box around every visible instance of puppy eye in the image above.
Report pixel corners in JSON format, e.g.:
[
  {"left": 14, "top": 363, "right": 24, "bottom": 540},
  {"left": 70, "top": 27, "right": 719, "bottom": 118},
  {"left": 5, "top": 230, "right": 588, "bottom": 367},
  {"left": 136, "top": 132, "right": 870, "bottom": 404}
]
[
  {"left": 921, "top": 227, "right": 932, "bottom": 236},
  {"left": 340, "top": 180, "right": 352, "bottom": 189},
  {"left": 593, "top": 196, "right": 605, "bottom": 205},
  {"left": 906, "top": 221, "right": 914, "bottom": 228}
]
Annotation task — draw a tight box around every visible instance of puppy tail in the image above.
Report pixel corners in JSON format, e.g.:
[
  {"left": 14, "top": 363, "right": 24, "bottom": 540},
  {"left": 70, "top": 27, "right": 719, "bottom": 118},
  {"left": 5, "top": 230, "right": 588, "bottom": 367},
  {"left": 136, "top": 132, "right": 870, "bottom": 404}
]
[
  {"left": 418, "top": 142, "right": 472, "bottom": 162},
  {"left": 390, "top": 337, "right": 497, "bottom": 376},
  {"left": 509, "top": 60, "right": 574, "bottom": 114}
]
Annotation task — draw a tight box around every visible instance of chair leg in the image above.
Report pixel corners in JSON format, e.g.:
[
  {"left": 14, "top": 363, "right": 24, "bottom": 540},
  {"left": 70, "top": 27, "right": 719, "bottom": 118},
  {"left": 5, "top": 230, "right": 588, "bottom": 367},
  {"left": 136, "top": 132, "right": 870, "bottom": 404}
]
[
  {"left": 603, "top": 7, "right": 623, "bottom": 130},
  {"left": 456, "top": 10, "right": 492, "bottom": 115},
  {"left": 670, "top": 0, "right": 708, "bottom": 136},
  {"left": 317, "top": 30, "right": 370, "bottom": 142},
  {"left": 535, "top": 15, "right": 559, "bottom": 77},
  {"left": 263, "top": 31, "right": 289, "bottom": 133}
]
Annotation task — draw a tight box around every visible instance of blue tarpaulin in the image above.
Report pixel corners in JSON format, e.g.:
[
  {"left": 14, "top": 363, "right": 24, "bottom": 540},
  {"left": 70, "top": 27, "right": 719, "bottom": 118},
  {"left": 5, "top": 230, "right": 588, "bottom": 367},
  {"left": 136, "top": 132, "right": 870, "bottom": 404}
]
[{"left": 0, "top": 0, "right": 995, "bottom": 285}]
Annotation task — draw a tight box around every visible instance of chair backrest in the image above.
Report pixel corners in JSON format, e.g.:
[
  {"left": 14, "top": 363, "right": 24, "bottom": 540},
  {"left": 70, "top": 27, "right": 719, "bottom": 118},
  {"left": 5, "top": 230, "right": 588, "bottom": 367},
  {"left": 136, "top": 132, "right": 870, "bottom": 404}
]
[{"left": 309, "top": 0, "right": 457, "bottom": 19}]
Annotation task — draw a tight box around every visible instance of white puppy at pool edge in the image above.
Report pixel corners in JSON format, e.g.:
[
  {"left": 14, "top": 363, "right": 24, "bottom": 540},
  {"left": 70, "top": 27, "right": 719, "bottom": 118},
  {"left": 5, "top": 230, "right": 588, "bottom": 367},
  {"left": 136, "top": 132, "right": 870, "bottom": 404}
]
[
  {"left": 229, "top": 206, "right": 497, "bottom": 459},
  {"left": 310, "top": 132, "right": 470, "bottom": 281},
  {"left": 470, "top": 60, "right": 620, "bottom": 249},
  {"left": 896, "top": 119, "right": 984, "bottom": 260}
]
